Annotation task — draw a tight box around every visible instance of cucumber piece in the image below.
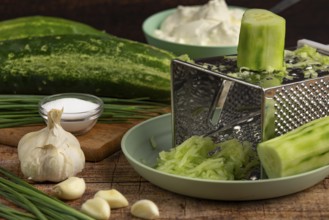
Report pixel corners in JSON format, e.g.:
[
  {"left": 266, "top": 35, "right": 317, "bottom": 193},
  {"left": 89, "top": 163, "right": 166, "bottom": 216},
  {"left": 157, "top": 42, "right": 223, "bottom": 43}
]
[
  {"left": 257, "top": 116, "right": 329, "bottom": 178},
  {"left": 0, "top": 16, "right": 107, "bottom": 40},
  {"left": 237, "top": 9, "right": 286, "bottom": 71},
  {"left": 0, "top": 34, "right": 175, "bottom": 102}
]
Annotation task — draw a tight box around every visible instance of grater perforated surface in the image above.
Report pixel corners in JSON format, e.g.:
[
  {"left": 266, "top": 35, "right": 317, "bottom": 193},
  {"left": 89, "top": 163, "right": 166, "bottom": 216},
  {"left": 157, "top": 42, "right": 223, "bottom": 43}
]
[
  {"left": 171, "top": 59, "right": 263, "bottom": 146},
  {"left": 272, "top": 78, "right": 329, "bottom": 136}
]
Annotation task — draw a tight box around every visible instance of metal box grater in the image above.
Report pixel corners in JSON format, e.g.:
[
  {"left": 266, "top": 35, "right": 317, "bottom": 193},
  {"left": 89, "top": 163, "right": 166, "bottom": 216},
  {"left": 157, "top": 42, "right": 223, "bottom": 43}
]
[{"left": 171, "top": 56, "right": 329, "bottom": 149}]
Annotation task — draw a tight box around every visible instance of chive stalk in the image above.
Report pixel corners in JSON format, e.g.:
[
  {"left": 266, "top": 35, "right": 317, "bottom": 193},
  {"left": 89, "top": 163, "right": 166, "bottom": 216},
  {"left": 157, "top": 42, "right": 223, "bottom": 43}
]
[
  {"left": 0, "top": 167, "right": 94, "bottom": 220},
  {"left": 0, "top": 182, "right": 47, "bottom": 220},
  {"left": 0, "top": 203, "right": 37, "bottom": 220}
]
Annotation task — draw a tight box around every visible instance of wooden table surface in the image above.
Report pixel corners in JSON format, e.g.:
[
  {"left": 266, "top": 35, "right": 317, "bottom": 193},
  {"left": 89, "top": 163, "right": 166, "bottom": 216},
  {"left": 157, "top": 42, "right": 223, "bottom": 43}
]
[
  {"left": 1, "top": 141, "right": 329, "bottom": 220},
  {"left": 1, "top": 1, "right": 329, "bottom": 219}
]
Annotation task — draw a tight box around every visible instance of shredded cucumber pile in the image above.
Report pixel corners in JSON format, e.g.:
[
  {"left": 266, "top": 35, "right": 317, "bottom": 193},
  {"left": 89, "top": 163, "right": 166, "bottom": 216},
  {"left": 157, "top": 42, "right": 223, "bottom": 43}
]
[
  {"left": 230, "top": 45, "right": 329, "bottom": 86},
  {"left": 289, "top": 45, "right": 329, "bottom": 65},
  {"left": 155, "top": 136, "right": 259, "bottom": 180},
  {"left": 199, "top": 45, "right": 329, "bottom": 88},
  {"left": 285, "top": 45, "right": 329, "bottom": 78}
]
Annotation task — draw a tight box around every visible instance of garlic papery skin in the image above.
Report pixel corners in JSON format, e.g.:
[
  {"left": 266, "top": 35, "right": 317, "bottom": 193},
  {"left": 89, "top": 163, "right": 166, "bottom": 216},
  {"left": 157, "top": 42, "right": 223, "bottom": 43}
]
[
  {"left": 53, "top": 177, "right": 86, "bottom": 200},
  {"left": 131, "top": 199, "right": 160, "bottom": 219},
  {"left": 17, "top": 109, "right": 85, "bottom": 182},
  {"left": 94, "top": 189, "right": 129, "bottom": 209},
  {"left": 81, "top": 197, "right": 111, "bottom": 220}
]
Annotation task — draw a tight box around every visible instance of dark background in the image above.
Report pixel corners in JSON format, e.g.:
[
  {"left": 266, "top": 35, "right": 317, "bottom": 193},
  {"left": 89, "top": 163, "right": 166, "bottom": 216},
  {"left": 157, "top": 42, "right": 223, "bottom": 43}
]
[{"left": 0, "top": 0, "right": 327, "bottom": 47}]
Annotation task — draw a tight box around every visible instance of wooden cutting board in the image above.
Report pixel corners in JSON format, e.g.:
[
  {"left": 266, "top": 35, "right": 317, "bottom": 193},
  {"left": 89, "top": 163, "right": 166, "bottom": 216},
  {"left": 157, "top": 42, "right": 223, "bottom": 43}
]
[{"left": 0, "top": 122, "right": 139, "bottom": 162}]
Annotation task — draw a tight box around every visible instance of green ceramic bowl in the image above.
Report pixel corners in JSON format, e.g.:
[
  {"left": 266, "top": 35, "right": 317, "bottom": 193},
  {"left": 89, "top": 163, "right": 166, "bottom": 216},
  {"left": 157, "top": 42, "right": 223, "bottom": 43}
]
[
  {"left": 142, "top": 7, "right": 243, "bottom": 59},
  {"left": 121, "top": 113, "right": 329, "bottom": 201}
]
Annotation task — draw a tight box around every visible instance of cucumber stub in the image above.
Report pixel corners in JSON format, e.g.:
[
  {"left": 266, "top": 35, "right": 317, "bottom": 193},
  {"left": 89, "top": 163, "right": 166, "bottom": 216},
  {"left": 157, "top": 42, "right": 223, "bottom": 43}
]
[
  {"left": 257, "top": 116, "right": 329, "bottom": 178},
  {"left": 237, "top": 9, "right": 286, "bottom": 71}
]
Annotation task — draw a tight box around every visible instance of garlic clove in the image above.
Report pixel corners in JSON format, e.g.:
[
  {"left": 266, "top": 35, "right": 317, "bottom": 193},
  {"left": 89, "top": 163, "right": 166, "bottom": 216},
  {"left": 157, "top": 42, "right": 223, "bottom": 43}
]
[
  {"left": 131, "top": 199, "right": 160, "bottom": 220},
  {"left": 53, "top": 176, "right": 86, "bottom": 200},
  {"left": 94, "top": 189, "right": 129, "bottom": 209},
  {"left": 81, "top": 197, "right": 110, "bottom": 220}
]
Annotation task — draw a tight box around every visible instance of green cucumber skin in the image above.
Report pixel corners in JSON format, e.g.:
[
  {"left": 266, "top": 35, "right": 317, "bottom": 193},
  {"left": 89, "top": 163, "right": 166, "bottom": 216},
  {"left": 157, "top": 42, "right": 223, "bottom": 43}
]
[
  {"left": 0, "top": 34, "right": 175, "bottom": 101},
  {"left": 0, "top": 16, "right": 107, "bottom": 40},
  {"left": 257, "top": 116, "right": 329, "bottom": 178}
]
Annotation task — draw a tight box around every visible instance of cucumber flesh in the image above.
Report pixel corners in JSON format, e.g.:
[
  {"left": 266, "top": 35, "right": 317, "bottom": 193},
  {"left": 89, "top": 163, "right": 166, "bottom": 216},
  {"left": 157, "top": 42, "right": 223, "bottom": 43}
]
[
  {"left": 257, "top": 116, "right": 329, "bottom": 178},
  {"left": 237, "top": 9, "right": 286, "bottom": 71}
]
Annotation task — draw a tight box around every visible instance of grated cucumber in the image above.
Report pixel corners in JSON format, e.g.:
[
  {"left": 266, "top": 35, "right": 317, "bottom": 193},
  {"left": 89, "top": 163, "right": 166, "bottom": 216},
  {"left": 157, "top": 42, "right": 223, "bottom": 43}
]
[{"left": 156, "top": 136, "right": 259, "bottom": 180}]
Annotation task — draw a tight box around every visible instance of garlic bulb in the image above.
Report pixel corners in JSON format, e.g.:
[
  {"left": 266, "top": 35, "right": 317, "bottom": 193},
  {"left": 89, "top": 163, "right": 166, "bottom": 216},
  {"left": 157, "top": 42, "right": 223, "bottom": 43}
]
[{"left": 17, "top": 109, "right": 85, "bottom": 182}]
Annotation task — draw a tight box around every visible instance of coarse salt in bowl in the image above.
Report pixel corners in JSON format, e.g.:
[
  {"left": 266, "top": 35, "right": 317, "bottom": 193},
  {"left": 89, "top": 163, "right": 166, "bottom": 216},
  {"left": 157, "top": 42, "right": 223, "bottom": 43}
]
[{"left": 39, "top": 93, "right": 104, "bottom": 135}]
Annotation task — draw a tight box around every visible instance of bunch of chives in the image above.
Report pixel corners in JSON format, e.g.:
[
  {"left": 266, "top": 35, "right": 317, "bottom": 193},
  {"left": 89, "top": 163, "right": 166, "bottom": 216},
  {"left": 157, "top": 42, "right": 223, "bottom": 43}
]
[
  {"left": 0, "top": 95, "right": 169, "bottom": 128},
  {"left": 0, "top": 166, "right": 94, "bottom": 220}
]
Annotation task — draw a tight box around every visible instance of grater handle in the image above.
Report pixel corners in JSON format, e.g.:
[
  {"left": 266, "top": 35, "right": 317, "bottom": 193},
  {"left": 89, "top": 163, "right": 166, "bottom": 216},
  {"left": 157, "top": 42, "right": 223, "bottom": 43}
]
[
  {"left": 209, "top": 80, "right": 234, "bottom": 126},
  {"left": 297, "top": 39, "right": 329, "bottom": 55}
]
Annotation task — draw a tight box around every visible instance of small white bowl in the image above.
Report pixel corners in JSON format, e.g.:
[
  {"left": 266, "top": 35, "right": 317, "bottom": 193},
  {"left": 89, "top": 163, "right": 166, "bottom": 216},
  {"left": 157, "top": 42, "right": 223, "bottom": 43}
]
[{"left": 39, "top": 93, "right": 103, "bottom": 135}]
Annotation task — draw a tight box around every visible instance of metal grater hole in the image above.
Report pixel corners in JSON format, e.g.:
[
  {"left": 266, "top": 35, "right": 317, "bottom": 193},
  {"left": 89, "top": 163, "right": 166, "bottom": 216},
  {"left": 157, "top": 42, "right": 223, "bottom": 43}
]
[{"left": 277, "top": 79, "right": 329, "bottom": 136}]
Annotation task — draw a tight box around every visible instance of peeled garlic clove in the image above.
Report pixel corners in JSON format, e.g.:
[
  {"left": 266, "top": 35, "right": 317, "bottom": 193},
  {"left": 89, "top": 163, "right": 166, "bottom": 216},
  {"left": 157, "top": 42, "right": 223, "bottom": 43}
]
[
  {"left": 131, "top": 199, "right": 160, "bottom": 220},
  {"left": 94, "top": 189, "right": 129, "bottom": 209},
  {"left": 81, "top": 197, "right": 110, "bottom": 220},
  {"left": 53, "top": 177, "right": 86, "bottom": 200}
]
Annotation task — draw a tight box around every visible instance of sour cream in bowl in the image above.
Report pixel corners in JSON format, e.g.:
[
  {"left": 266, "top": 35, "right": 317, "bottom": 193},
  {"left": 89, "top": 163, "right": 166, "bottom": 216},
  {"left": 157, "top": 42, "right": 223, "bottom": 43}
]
[{"left": 143, "top": 0, "right": 246, "bottom": 59}]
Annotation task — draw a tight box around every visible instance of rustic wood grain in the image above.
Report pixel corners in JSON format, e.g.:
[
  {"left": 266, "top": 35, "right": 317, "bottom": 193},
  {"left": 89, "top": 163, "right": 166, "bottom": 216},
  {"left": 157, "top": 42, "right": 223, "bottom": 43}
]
[
  {"left": 0, "top": 122, "right": 138, "bottom": 162},
  {"left": 1, "top": 143, "right": 329, "bottom": 219},
  {"left": 0, "top": 1, "right": 329, "bottom": 219}
]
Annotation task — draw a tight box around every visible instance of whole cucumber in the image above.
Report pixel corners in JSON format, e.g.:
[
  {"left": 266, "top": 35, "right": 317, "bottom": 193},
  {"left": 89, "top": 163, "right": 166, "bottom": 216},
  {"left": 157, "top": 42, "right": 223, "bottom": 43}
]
[{"left": 0, "top": 34, "right": 175, "bottom": 102}]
